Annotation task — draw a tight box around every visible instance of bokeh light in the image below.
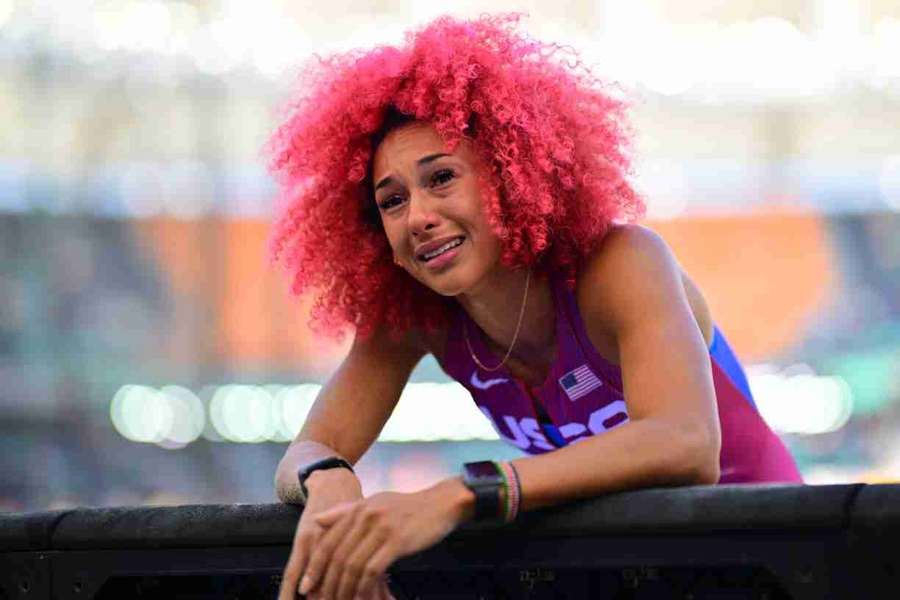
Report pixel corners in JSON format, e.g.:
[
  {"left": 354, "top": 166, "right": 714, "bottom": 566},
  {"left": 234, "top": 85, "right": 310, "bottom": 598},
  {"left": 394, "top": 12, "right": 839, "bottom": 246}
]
[
  {"left": 749, "top": 366, "right": 854, "bottom": 435},
  {"left": 111, "top": 382, "right": 504, "bottom": 446}
]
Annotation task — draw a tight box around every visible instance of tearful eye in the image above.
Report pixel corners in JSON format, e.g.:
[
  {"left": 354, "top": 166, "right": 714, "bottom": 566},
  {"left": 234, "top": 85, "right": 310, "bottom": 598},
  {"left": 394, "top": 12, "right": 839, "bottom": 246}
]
[
  {"left": 430, "top": 169, "right": 455, "bottom": 187},
  {"left": 378, "top": 195, "right": 403, "bottom": 211}
]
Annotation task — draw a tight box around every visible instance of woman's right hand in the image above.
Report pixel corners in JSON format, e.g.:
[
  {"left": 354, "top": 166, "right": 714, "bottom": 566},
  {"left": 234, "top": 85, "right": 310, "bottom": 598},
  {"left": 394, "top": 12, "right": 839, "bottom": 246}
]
[{"left": 278, "top": 469, "right": 394, "bottom": 600}]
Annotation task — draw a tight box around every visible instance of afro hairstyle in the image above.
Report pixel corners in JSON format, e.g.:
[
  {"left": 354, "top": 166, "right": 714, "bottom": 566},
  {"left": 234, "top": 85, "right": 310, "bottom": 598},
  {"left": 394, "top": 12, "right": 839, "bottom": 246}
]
[{"left": 266, "top": 13, "right": 645, "bottom": 340}]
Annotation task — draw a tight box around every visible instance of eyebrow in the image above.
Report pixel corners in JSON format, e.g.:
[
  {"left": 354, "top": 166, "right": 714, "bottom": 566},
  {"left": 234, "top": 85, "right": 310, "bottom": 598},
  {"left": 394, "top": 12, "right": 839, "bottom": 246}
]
[{"left": 374, "top": 153, "right": 451, "bottom": 192}]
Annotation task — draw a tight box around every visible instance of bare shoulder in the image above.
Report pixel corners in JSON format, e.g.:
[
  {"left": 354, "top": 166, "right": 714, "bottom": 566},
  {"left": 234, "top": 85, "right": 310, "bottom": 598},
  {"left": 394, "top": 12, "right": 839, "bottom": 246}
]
[
  {"left": 575, "top": 224, "right": 713, "bottom": 360},
  {"left": 576, "top": 224, "right": 679, "bottom": 328},
  {"left": 580, "top": 223, "right": 671, "bottom": 278}
]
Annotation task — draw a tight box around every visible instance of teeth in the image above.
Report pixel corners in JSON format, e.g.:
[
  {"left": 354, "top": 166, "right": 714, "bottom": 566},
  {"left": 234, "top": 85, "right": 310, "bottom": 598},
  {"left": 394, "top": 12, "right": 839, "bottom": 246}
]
[{"left": 423, "top": 238, "right": 463, "bottom": 260}]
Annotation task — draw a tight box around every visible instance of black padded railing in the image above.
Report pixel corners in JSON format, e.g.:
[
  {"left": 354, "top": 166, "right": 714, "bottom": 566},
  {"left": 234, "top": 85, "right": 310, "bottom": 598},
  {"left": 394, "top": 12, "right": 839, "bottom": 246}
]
[{"left": 1, "top": 483, "right": 898, "bottom": 599}]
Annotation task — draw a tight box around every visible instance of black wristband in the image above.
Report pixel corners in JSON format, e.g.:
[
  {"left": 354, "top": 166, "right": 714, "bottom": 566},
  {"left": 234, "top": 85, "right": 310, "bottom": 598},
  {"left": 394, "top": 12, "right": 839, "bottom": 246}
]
[
  {"left": 461, "top": 461, "right": 504, "bottom": 521},
  {"left": 297, "top": 457, "right": 354, "bottom": 503}
]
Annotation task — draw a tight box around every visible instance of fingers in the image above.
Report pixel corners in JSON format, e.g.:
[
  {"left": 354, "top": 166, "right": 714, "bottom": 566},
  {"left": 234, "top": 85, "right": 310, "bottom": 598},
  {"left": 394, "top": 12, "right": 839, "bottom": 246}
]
[
  {"left": 384, "top": 579, "right": 399, "bottom": 600},
  {"left": 360, "top": 574, "right": 395, "bottom": 600},
  {"left": 346, "top": 544, "right": 396, "bottom": 600},
  {"left": 300, "top": 506, "right": 360, "bottom": 597},
  {"left": 334, "top": 524, "right": 391, "bottom": 600},
  {"left": 360, "top": 571, "right": 392, "bottom": 600},
  {"left": 279, "top": 517, "right": 321, "bottom": 600},
  {"left": 376, "top": 576, "right": 394, "bottom": 600}
]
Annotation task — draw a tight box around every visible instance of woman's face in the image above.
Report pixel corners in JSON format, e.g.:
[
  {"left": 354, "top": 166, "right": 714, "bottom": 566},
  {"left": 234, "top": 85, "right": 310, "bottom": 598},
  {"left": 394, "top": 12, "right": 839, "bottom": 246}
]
[{"left": 372, "top": 121, "right": 502, "bottom": 296}]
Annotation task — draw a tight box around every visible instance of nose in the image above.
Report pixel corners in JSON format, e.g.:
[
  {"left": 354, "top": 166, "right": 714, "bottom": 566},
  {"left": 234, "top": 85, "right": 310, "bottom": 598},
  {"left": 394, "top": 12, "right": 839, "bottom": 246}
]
[{"left": 407, "top": 191, "right": 441, "bottom": 236}]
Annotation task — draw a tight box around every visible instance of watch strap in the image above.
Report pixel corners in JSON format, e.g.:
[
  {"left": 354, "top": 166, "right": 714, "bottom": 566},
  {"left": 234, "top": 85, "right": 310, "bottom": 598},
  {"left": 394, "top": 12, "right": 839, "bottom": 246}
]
[{"left": 297, "top": 456, "right": 354, "bottom": 503}]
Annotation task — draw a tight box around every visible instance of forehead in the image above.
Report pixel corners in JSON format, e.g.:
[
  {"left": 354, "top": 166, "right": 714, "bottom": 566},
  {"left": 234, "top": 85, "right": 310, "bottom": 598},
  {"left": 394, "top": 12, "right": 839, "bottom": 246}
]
[
  {"left": 372, "top": 121, "right": 468, "bottom": 181},
  {"left": 374, "top": 121, "right": 447, "bottom": 171}
]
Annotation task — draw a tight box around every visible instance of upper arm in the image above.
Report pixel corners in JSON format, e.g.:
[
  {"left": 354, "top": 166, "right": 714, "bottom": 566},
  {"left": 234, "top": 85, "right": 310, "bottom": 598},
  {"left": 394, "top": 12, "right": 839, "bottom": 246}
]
[
  {"left": 578, "top": 225, "right": 721, "bottom": 456},
  {"left": 293, "top": 326, "right": 428, "bottom": 465}
]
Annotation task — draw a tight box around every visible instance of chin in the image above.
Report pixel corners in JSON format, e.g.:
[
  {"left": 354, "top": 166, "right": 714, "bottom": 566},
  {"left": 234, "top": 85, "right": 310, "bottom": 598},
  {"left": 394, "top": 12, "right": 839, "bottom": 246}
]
[
  {"left": 422, "top": 277, "right": 467, "bottom": 298},
  {"left": 413, "top": 268, "right": 476, "bottom": 298}
]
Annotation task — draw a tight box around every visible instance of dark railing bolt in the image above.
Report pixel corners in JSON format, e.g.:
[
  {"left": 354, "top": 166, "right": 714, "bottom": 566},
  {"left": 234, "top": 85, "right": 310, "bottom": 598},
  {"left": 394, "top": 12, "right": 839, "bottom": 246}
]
[
  {"left": 73, "top": 580, "right": 83, "bottom": 593},
  {"left": 19, "top": 579, "right": 31, "bottom": 593}
]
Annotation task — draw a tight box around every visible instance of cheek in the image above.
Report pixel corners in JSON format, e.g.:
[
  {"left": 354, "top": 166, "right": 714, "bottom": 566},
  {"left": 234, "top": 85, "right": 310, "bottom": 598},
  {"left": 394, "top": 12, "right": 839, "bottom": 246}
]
[
  {"left": 379, "top": 219, "right": 399, "bottom": 245},
  {"left": 464, "top": 218, "right": 502, "bottom": 266},
  {"left": 382, "top": 223, "right": 409, "bottom": 259},
  {"left": 478, "top": 231, "right": 503, "bottom": 263},
  {"left": 461, "top": 197, "right": 496, "bottom": 241},
  {"left": 460, "top": 183, "right": 492, "bottom": 231}
]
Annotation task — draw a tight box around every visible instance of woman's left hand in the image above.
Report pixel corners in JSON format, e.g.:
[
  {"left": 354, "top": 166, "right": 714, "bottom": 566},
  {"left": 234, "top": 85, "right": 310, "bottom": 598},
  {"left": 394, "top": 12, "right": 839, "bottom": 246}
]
[{"left": 300, "top": 482, "right": 468, "bottom": 600}]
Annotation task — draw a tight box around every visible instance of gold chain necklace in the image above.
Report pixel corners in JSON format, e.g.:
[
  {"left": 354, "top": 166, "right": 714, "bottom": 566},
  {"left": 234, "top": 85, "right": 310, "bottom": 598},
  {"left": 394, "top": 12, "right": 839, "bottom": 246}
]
[{"left": 463, "top": 269, "right": 531, "bottom": 372}]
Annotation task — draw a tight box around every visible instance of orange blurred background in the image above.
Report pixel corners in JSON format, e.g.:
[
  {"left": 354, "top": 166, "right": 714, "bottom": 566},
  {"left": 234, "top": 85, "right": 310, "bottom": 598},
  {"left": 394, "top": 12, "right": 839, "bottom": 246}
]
[{"left": 135, "top": 211, "right": 835, "bottom": 369}]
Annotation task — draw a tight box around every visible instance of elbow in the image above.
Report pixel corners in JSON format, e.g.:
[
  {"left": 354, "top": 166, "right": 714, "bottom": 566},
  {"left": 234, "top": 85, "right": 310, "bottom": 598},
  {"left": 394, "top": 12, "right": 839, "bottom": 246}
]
[
  {"left": 692, "top": 454, "right": 720, "bottom": 485},
  {"left": 274, "top": 451, "right": 301, "bottom": 504},
  {"left": 662, "top": 420, "right": 720, "bottom": 486},
  {"left": 274, "top": 465, "right": 290, "bottom": 504},
  {"left": 686, "top": 424, "right": 721, "bottom": 485}
]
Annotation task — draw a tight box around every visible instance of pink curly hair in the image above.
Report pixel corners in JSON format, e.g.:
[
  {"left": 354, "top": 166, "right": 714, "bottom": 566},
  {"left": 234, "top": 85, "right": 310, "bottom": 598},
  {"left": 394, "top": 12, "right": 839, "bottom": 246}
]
[{"left": 266, "top": 13, "right": 645, "bottom": 340}]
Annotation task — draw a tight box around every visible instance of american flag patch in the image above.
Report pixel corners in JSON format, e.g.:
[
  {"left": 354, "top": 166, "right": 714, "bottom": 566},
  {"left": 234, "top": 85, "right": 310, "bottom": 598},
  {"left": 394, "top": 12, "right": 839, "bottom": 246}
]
[{"left": 558, "top": 365, "right": 602, "bottom": 401}]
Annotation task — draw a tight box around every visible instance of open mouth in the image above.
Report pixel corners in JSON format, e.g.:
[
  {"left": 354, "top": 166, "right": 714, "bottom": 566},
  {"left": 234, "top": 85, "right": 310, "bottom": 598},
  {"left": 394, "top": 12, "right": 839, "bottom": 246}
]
[{"left": 417, "top": 236, "right": 465, "bottom": 263}]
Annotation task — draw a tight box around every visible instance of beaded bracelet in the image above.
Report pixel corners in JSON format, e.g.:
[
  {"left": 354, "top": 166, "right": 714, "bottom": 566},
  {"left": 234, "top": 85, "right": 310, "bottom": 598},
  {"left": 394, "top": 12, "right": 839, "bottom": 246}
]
[
  {"left": 507, "top": 461, "right": 521, "bottom": 520},
  {"left": 496, "top": 461, "right": 512, "bottom": 520},
  {"left": 498, "top": 461, "right": 521, "bottom": 522}
]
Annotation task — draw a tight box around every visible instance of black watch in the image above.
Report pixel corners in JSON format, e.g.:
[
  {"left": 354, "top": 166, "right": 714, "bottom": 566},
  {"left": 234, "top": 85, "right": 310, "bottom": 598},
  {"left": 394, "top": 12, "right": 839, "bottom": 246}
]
[
  {"left": 461, "top": 461, "right": 504, "bottom": 521},
  {"left": 297, "top": 457, "right": 354, "bottom": 503}
]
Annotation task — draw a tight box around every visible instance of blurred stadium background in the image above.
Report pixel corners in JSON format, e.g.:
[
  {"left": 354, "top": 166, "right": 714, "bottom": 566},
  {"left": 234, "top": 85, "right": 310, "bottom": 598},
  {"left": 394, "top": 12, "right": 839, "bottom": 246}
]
[{"left": 1, "top": 0, "right": 899, "bottom": 512}]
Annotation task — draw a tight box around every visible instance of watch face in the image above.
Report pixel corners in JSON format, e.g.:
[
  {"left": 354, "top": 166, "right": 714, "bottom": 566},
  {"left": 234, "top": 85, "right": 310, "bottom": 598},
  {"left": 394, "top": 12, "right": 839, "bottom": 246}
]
[{"left": 464, "top": 461, "right": 503, "bottom": 484}]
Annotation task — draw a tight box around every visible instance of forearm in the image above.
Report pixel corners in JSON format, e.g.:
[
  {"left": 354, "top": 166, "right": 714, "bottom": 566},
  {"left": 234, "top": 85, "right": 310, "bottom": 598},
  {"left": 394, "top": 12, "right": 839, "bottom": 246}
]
[
  {"left": 274, "top": 439, "right": 360, "bottom": 504},
  {"left": 512, "top": 418, "right": 719, "bottom": 513},
  {"left": 435, "top": 417, "right": 718, "bottom": 523}
]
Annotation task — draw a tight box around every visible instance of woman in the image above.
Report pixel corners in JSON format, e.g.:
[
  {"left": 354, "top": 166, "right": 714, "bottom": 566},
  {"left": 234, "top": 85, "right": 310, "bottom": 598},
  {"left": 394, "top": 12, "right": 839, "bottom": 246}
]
[{"left": 269, "top": 14, "right": 802, "bottom": 600}]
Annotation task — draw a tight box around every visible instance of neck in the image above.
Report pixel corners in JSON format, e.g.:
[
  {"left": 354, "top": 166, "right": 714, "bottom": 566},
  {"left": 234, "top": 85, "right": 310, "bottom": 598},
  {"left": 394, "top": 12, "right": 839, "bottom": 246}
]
[{"left": 457, "top": 268, "right": 556, "bottom": 364}]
